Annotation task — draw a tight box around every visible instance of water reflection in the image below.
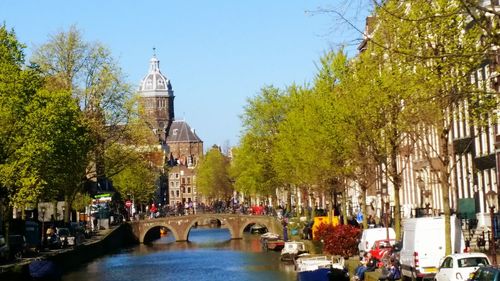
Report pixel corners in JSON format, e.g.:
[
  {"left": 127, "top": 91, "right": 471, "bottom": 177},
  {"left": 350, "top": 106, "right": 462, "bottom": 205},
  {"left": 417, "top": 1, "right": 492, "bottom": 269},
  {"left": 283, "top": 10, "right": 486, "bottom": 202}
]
[{"left": 62, "top": 227, "right": 296, "bottom": 281}]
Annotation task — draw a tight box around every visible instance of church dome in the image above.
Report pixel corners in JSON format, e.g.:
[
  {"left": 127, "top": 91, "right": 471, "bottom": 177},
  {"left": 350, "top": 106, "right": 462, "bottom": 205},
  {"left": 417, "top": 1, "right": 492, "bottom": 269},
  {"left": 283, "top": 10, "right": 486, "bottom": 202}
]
[{"left": 139, "top": 54, "right": 173, "bottom": 96}]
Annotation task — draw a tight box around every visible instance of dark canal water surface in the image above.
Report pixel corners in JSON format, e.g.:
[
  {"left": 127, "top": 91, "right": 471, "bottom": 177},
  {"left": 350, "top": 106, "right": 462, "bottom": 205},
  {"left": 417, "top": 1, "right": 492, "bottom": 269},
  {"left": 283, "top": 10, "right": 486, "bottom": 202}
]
[{"left": 62, "top": 228, "right": 296, "bottom": 281}]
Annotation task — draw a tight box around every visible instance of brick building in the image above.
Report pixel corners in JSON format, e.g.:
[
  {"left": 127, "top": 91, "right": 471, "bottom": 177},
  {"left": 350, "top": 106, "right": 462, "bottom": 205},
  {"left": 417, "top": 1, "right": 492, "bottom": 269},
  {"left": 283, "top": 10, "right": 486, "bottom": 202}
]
[{"left": 138, "top": 53, "right": 203, "bottom": 207}]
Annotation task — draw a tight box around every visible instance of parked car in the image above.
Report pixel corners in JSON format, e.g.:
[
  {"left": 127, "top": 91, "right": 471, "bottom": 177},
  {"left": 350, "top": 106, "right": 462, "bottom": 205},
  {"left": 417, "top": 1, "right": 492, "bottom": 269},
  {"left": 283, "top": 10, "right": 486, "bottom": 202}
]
[
  {"left": 435, "top": 253, "right": 490, "bottom": 281},
  {"left": 358, "top": 227, "right": 396, "bottom": 257},
  {"left": 467, "top": 265, "right": 500, "bottom": 281},
  {"left": 369, "top": 239, "right": 397, "bottom": 265}
]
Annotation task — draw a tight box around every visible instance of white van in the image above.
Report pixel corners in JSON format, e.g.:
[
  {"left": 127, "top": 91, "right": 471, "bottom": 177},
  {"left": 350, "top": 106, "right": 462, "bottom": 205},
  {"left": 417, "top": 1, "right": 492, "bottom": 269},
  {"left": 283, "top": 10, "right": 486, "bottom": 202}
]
[
  {"left": 358, "top": 227, "right": 396, "bottom": 256},
  {"left": 400, "top": 215, "right": 465, "bottom": 281}
]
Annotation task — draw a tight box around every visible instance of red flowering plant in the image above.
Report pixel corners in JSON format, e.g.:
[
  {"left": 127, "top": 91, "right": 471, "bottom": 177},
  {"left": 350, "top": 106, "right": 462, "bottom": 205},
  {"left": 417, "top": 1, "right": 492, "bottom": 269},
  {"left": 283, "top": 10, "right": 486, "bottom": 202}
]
[{"left": 313, "top": 223, "right": 361, "bottom": 258}]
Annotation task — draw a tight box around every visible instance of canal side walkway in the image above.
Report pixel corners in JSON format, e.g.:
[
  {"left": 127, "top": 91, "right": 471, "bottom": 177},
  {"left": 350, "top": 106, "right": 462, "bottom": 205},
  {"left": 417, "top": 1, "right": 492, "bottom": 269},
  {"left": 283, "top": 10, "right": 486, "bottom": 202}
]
[{"left": 0, "top": 224, "right": 135, "bottom": 280}]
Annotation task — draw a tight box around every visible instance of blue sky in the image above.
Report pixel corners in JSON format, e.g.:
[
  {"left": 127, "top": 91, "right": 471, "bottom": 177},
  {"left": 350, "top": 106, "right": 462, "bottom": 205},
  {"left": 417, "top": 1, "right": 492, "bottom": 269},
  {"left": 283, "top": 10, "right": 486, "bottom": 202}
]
[{"left": 1, "top": 1, "right": 371, "bottom": 149}]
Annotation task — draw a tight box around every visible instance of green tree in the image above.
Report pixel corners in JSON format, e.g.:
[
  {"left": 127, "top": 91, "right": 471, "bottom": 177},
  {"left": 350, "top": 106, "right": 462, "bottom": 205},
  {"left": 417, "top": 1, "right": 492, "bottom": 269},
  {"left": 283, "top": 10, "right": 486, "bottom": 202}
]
[
  {"left": 0, "top": 24, "right": 92, "bottom": 234},
  {"left": 232, "top": 86, "right": 287, "bottom": 207},
  {"left": 31, "top": 26, "right": 146, "bottom": 219},
  {"left": 111, "top": 151, "right": 157, "bottom": 207},
  {"left": 31, "top": 25, "right": 135, "bottom": 182},
  {"left": 0, "top": 25, "right": 43, "bottom": 233},
  {"left": 16, "top": 89, "right": 92, "bottom": 223},
  {"left": 370, "top": 0, "right": 497, "bottom": 254},
  {"left": 196, "top": 146, "right": 232, "bottom": 200}
]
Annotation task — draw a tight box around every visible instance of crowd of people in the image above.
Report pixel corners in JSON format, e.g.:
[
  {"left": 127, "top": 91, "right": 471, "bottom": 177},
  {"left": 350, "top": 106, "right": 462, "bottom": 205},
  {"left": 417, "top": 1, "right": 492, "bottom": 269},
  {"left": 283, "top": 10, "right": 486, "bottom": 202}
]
[{"left": 353, "top": 252, "right": 401, "bottom": 281}]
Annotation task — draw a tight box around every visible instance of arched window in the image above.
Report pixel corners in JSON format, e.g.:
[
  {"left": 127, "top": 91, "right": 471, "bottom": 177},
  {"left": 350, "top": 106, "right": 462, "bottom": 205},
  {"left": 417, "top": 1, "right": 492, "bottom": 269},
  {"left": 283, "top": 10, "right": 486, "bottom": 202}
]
[{"left": 146, "top": 79, "right": 153, "bottom": 90}]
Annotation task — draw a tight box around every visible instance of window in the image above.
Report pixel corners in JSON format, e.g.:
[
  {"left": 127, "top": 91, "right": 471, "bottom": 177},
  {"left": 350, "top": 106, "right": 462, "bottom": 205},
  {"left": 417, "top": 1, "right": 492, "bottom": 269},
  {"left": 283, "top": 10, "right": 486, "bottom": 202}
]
[
  {"left": 146, "top": 79, "right": 153, "bottom": 89},
  {"left": 176, "top": 190, "right": 179, "bottom": 197},
  {"left": 458, "top": 257, "right": 489, "bottom": 268},
  {"left": 181, "top": 178, "right": 185, "bottom": 184},
  {"left": 441, "top": 257, "right": 453, "bottom": 268},
  {"left": 187, "top": 177, "right": 191, "bottom": 184},
  {"left": 188, "top": 187, "right": 191, "bottom": 193}
]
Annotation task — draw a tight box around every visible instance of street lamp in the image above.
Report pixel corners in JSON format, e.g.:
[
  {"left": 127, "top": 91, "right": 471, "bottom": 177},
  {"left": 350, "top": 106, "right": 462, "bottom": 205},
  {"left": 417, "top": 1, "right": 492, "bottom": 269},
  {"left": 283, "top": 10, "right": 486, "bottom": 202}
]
[
  {"left": 382, "top": 192, "right": 390, "bottom": 241},
  {"left": 486, "top": 190, "right": 497, "bottom": 265}
]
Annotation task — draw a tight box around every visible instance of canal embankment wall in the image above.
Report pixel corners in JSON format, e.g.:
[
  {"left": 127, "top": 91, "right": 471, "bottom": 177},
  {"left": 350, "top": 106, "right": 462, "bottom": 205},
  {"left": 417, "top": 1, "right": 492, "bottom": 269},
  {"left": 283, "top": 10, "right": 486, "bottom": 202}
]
[{"left": 0, "top": 223, "right": 138, "bottom": 281}]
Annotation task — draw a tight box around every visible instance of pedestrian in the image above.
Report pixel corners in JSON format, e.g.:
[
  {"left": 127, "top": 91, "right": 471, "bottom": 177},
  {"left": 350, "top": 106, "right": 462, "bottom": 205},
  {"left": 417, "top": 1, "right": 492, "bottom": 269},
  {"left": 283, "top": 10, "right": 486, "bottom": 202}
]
[
  {"left": 282, "top": 218, "right": 288, "bottom": 241},
  {"left": 354, "top": 252, "right": 377, "bottom": 281},
  {"left": 378, "top": 258, "right": 401, "bottom": 281}
]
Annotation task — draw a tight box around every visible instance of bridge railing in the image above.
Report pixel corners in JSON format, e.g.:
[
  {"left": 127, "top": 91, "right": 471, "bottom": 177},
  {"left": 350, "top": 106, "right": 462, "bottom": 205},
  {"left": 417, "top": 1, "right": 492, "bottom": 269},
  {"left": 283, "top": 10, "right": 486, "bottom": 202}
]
[{"left": 131, "top": 206, "right": 282, "bottom": 221}]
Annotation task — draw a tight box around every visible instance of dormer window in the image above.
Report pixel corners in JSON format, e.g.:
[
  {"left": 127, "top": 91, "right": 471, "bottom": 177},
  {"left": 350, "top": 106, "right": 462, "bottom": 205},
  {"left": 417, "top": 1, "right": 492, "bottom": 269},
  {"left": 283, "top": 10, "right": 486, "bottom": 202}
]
[
  {"left": 173, "top": 129, "right": 178, "bottom": 136},
  {"left": 146, "top": 79, "right": 153, "bottom": 90}
]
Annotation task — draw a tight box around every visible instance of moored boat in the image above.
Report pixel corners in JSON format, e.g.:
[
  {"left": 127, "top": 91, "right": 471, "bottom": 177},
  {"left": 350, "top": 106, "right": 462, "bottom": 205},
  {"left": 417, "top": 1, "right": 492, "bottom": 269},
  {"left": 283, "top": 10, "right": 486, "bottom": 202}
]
[
  {"left": 296, "top": 255, "right": 348, "bottom": 281},
  {"left": 264, "top": 239, "right": 285, "bottom": 251},
  {"left": 260, "top": 232, "right": 280, "bottom": 241},
  {"left": 280, "top": 241, "right": 308, "bottom": 262}
]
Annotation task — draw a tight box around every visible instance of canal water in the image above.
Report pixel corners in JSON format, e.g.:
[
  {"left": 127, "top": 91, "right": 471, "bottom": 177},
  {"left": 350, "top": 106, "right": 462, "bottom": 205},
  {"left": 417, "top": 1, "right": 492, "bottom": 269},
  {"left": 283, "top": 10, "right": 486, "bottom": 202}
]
[{"left": 62, "top": 227, "right": 296, "bottom": 281}]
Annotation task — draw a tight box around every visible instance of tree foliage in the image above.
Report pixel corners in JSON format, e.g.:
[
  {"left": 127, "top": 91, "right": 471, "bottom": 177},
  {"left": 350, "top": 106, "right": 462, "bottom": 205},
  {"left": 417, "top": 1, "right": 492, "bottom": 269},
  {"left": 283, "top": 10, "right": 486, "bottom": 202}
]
[
  {"left": 110, "top": 151, "right": 157, "bottom": 206},
  {"left": 0, "top": 24, "right": 93, "bottom": 227},
  {"left": 31, "top": 25, "right": 137, "bottom": 183},
  {"left": 197, "top": 146, "right": 232, "bottom": 200},
  {"left": 231, "top": 86, "right": 287, "bottom": 200}
]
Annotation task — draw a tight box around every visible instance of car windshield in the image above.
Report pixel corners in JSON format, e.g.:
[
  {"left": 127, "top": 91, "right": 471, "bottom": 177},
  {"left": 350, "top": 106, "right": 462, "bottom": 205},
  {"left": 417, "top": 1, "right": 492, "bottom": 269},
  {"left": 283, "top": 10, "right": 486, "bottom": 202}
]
[{"left": 458, "top": 257, "right": 489, "bottom": 268}]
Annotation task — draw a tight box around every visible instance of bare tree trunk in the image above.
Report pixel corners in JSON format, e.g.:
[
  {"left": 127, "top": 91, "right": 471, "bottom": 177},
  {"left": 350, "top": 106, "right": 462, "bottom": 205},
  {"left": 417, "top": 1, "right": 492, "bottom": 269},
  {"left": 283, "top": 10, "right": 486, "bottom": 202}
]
[
  {"left": 440, "top": 128, "right": 452, "bottom": 255},
  {"left": 342, "top": 186, "right": 348, "bottom": 225},
  {"left": 390, "top": 139, "right": 402, "bottom": 240},
  {"left": 286, "top": 184, "right": 292, "bottom": 215},
  {"left": 361, "top": 185, "right": 368, "bottom": 229}
]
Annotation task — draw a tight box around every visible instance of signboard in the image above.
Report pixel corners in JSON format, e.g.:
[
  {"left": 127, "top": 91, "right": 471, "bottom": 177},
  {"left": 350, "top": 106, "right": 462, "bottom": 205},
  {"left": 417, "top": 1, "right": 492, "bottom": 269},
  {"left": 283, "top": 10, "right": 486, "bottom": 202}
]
[
  {"left": 94, "top": 193, "right": 112, "bottom": 199},
  {"left": 125, "top": 200, "right": 132, "bottom": 208}
]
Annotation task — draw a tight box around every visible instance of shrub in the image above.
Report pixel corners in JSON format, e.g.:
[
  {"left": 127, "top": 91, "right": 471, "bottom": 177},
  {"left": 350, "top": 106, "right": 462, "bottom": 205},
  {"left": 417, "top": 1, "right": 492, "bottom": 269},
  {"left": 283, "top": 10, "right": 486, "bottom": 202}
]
[{"left": 314, "top": 223, "right": 361, "bottom": 257}]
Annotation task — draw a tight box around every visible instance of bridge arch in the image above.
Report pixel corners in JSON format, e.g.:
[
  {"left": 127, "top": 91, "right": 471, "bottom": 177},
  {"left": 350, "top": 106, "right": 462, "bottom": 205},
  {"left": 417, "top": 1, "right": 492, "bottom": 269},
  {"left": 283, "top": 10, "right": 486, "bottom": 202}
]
[
  {"left": 180, "top": 215, "right": 237, "bottom": 242},
  {"left": 237, "top": 218, "right": 280, "bottom": 239},
  {"left": 139, "top": 222, "right": 181, "bottom": 243}
]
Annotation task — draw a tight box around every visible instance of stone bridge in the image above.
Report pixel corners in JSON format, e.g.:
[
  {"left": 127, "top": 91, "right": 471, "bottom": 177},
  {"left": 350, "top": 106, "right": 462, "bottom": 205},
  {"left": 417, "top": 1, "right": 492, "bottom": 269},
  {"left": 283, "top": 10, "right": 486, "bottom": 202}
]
[{"left": 129, "top": 214, "right": 283, "bottom": 243}]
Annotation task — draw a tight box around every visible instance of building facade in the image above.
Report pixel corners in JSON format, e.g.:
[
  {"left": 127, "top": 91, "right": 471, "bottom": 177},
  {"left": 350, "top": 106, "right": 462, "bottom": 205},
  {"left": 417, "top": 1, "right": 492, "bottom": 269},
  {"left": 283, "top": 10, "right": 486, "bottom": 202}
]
[
  {"left": 357, "top": 3, "right": 499, "bottom": 231},
  {"left": 138, "top": 54, "right": 203, "bottom": 208},
  {"left": 166, "top": 120, "right": 203, "bottom": 206}
]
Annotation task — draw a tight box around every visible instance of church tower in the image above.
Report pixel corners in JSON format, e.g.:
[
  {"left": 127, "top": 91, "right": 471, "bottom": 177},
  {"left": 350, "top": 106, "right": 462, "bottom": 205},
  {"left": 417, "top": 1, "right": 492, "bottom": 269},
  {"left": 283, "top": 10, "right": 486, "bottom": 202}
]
[{"left": 138, "top": 51, "right": 175, "bottom": 143}]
